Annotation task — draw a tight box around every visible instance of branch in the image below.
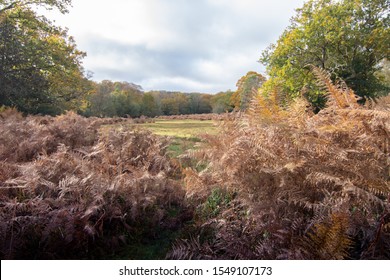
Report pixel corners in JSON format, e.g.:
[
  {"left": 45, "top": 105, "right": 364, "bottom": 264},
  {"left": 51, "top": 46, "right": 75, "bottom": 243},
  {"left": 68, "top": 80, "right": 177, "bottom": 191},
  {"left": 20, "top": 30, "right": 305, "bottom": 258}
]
[
  {"left": 1, "top": 1, "right": 71, "bottom": 15},
  {"left": 0, "top": 2, "right": 19, "bottom": 14}
]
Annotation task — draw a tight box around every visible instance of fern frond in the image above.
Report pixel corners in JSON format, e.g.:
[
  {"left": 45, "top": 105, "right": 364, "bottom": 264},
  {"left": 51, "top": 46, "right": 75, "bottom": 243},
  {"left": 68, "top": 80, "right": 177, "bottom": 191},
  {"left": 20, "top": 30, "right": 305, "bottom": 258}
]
[
  {"left": 307, "top": 213, "right": 353, "bottom": 259},
  {"left": 311, "top": 66, "right": 360, "bottom": 109}
]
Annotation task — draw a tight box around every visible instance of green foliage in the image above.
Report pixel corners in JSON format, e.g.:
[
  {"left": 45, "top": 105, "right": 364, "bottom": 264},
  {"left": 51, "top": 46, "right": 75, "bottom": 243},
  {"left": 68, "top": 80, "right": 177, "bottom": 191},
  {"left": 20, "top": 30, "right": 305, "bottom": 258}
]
[
  {"left": 159, "top": 92, "right": 212, "bottom": 116},
  {"left": 210, "top": 90, "right": 234, "bottom": 113},
  {"left": 0, "top": 1, "right": 72, "bottom": 14},
  {"left": 160, "top": 92, "right": 188, "bottom": 115},
  {"left": 141, "top": 92, "right": 160, "bottom": 117},
  {"left": 0, "top": 0, "right": 88, "bottom": 115},
  {"left": 200, "top": 188, "right": 233, "bottom": 219},
  {"left": 84, "top": 81, "right": 143, "bottom": 117},
  {"left": 85, "top": 87, "right": 215, "bottom": 118},
  {"left": 260, "top": 0, "right": 390, "bottom": 108}
]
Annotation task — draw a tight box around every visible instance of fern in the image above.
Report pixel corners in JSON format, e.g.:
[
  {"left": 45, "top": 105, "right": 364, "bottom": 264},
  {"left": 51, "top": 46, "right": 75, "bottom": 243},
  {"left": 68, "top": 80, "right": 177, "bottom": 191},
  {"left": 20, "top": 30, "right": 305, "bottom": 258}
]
[
  {"left": 311, "top": 66, "right": 361, "bottom": 109},
  {"left": 174, "top": 68, "right": 390, "bottom": 259},
  {"left": 307, "top": 213, "right": 353, "bottom": 259},
  {"left": 0, "top": 112, "right": 188, "bottom": 259}
]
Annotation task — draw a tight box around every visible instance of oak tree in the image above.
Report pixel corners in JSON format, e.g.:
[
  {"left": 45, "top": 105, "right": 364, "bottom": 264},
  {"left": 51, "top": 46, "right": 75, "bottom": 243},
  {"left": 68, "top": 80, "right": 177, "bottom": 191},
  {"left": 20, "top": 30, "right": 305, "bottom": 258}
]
[{"left": 260, "top": 0, "right": 390, "bottom": 107}]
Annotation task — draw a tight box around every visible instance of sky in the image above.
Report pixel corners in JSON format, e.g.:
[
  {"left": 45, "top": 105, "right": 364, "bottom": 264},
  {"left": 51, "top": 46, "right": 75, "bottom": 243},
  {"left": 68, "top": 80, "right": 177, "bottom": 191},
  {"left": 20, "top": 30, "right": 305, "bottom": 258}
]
[{"left": 42, "top": 0, "right": 306, "bottom": 93}]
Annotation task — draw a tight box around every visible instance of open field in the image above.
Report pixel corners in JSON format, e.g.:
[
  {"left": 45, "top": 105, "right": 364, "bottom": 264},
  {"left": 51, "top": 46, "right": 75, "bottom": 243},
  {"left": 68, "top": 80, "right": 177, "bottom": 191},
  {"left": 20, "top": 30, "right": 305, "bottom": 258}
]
[
  {"left": 138, "top": 120, "right": 219, "bottom": 159},
  {"left": 137, "top": 119, "right": 219, "bottom": 138},
  {"left": 103, "top": 119, "right": 219, "bottom": 159}
]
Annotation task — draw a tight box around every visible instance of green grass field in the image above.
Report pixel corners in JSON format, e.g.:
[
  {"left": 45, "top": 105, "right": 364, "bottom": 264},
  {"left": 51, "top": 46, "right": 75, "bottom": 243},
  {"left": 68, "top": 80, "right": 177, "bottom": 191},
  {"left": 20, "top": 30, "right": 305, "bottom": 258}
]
[
  {"left": 138, "top": 119, "right": 218, "bottom": 159},
  {"left": 137, "top": 119, "right": 218, "bottom": 138},
  {"left": 103, "top": 119, "right": 219, "bottom": 160}
]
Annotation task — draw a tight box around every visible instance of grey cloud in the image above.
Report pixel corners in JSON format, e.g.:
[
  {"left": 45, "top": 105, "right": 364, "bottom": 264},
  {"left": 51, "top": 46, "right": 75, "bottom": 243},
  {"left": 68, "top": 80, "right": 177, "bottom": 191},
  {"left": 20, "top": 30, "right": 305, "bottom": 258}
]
[
  {"left": 74, "top": 0, "right": 305, "bottom": 92},
  {"left": 84, "top": 37, "right": 210, "bottom": 77}
]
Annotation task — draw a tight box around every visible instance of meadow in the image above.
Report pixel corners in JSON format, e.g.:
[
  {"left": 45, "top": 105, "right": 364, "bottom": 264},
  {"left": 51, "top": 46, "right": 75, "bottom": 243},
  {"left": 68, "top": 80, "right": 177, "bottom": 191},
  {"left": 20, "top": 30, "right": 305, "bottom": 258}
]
[{"left": 137, "top": 119, "right": 218, "bottom": 138}]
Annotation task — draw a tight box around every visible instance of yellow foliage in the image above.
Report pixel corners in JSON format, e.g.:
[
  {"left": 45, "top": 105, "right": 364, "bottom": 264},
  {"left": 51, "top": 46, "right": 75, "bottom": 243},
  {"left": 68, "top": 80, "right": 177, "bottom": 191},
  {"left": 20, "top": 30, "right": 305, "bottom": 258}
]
[{"left": 308, "top": 213, "right": 353, "bottom": 260}]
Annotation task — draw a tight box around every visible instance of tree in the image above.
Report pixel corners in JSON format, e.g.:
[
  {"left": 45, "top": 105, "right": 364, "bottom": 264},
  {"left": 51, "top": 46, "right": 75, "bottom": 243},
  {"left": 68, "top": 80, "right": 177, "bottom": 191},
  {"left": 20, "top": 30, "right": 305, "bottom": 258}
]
[
  {"left": 0, "top": 0, "right": 89, "bottom": 114},
  {"left": 83, "top": 81, "right": 116, "bottom": 117},
  {"left": 110, "top": 82, "right": 142, "bottom": 117},
  {"left": 141, "top": 93, "right": 159, "bottom": 117},
  {"left": 0, "top": 1, "right": 71, "bottom": 14},
  {"left": 161, "top": 97, "right": 179, "bottom": 115},
  {"left": 211, "top": 90, "right": 234, "bottom": 113},
  {"left": 231, "top": 71, "right": 266, "bottom": 111},
  {"left": 260, "top": 0, "right": 390, "bottom": 107},
  {"left": 188, "top": 93, "right": 202, "bottom": 114}
]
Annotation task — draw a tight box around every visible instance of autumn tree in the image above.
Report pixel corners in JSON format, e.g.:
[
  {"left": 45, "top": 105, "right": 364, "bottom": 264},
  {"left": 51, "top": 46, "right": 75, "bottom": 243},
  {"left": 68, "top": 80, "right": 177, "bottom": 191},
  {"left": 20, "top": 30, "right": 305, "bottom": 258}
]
[
  {"left": 260, "top": 0, "right": 390, "bottom": 107},
  {"left": 141, "top": 92, "right": 160, "bottom": 117},
  {"left": 231, "top": 71, "right": 266, "bottom": 111},
  {"left": 83, "top": 81, "right": 143, "bottom": 117},
  {"left": 111, "top": 82, "right": 143, "bottom": 117},
  {"left": 211, "top": 90, "right": 234, "bottom": 113},
  {"left": 161, "top": 97, "right": 179, "bottom": 115},
  {"left": 0, "top": 0, "right": 89, "bottom": 114}
]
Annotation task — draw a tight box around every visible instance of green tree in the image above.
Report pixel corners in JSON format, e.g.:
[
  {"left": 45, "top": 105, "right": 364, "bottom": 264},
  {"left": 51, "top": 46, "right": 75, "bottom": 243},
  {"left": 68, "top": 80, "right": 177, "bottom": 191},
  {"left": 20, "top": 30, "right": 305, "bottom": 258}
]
[
  {"left": 84, "top": 80, "right": 116, "bottom": 117},
  {"left": 231, "top": 71, "right": 266, "bottom": 111},
  {"left": 161, "top": 97, "right": 179, "bottom": 115},
  {"left": 188, "top": 93, "right": 202, "bottom": 114},
  {"left": 111, "top": 82, "right": 142, "bottom": 117},
  {"left": 211, "top": 90, "right": 234, "bottom": 113},
  {"left": 0, "top": 0, "right": 88, "bottom": 114},
  {"left": 260, "top": 0, "right": 390, "bottom": 107},
  {"left": 0, "top": 1, "right": 71, "bottom": 14},
  {"left": 141, "top": 92, "right": 159, "bottom": 117}
]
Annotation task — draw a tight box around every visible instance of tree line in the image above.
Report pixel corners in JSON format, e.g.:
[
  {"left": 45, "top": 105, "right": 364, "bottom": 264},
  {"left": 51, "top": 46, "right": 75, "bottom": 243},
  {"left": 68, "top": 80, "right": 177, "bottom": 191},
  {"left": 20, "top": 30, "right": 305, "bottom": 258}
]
[
  {"left": 83, "top": 80, "right": 235, "bottom": 118},
  {"left": 0, "top": 0, "right": 388, "bottom": 117}
]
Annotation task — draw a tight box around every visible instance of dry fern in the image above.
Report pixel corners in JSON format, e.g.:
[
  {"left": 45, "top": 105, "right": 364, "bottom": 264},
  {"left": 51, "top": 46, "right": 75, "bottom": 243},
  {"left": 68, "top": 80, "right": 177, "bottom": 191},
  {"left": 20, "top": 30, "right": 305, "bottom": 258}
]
[
  {"left": 171, "top": 68, "right": 390, "bottom": 259},
  {"left": 306, "top": 213, "right": 353, "bottom": 259},
  {"left": 0, "top": 112, "right": 187, "bottom": 259}
]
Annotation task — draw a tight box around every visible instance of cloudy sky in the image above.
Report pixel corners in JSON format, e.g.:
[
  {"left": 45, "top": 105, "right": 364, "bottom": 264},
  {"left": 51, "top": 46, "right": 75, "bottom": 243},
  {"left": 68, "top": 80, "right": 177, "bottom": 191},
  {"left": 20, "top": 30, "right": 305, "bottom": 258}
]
[{"left": 43, "top": 0, "right": 306, "bottom": 93}]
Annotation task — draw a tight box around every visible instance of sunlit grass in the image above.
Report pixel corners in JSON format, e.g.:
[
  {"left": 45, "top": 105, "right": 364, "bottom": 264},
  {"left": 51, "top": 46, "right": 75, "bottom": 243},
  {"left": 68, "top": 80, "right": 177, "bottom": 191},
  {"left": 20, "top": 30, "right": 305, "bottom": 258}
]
[{"left": 138, "top": 119, "right": 218, "bottom": 138}]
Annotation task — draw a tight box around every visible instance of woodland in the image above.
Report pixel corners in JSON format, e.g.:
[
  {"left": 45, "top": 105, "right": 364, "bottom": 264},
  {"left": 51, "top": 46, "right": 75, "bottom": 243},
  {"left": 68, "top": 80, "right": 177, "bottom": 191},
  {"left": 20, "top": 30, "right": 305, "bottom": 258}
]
[{"left": 0, "top": 0, "right": 389, "bottom": 259}]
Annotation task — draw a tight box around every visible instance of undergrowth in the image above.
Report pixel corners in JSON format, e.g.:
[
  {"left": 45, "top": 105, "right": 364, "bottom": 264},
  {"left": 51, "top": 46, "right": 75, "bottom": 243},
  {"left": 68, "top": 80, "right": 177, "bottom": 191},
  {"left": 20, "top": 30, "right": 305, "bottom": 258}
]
[
  {"left": 0, "top": 111, "right": 190, "bottom": 259},
  {"left": 168, "top": 67, "right": 390, "bottom": 260}
]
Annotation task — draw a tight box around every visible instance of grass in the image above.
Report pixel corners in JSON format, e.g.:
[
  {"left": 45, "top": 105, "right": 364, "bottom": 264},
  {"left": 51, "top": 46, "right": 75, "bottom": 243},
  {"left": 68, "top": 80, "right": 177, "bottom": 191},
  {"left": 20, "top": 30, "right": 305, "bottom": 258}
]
[
  {"left": 137, "top": 119, "right": 218, "bottom": 138},
  {"left": 133, "top": 119, "right": 219, "bottom": 164},
  {"left": 167, "top": 138, "right": 199, "bottom": 158},
  {"left": 103, "top": 119, "right": 218, "bottom": 159}
]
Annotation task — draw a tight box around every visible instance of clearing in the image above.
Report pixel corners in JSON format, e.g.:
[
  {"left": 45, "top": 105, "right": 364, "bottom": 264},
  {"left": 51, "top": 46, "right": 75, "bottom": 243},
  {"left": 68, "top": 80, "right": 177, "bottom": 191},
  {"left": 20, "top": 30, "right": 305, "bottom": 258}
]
[{"left": 137, "top": 119, "right": 218, "bottom": 138}]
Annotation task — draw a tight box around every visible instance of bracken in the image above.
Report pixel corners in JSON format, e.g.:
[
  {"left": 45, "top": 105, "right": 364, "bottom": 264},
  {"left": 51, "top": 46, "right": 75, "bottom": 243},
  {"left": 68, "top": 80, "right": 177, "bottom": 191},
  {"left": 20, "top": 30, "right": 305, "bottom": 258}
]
[
  {"left": 169, "top": 67, "right": 390, "bottom": 260},
  {"left": 0, "top": 111, "right": 187, "bottom": 259}
]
